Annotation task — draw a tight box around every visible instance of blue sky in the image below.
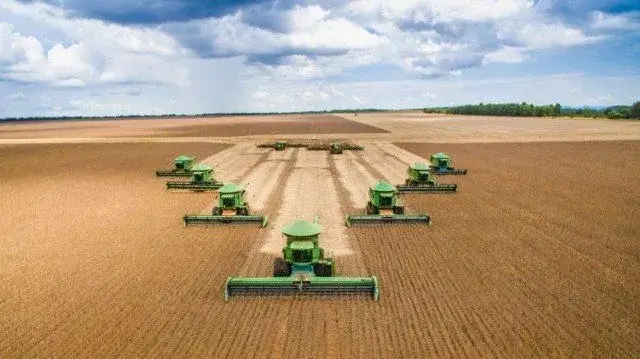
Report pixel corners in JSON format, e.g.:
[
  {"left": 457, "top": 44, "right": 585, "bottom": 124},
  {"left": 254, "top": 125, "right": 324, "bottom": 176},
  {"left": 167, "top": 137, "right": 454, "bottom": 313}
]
[{"left": 0, "top": 0, "right": 639, "bottom": 117}]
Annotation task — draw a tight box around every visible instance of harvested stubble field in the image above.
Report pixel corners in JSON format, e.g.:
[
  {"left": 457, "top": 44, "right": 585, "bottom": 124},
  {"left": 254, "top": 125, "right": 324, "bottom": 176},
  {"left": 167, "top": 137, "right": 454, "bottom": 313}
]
[{"left": 1, "top": 113, "right": 639, "bottom": 358}]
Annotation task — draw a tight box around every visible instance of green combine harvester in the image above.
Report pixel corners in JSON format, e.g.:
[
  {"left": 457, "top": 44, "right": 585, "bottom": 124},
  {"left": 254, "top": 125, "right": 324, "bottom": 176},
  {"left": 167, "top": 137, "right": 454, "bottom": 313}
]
[
  {"left": 257, "top": 140, "right": 307, "bottom": 151},
  {"left": 183, "top": 183, "right": 267, "bottom": 227},
  {"left": 166, "top": 163, "right": 224, "bottom": 191},
  {"left": 155, "top": 155, "right": 196, "bottom": 177},
  {"left": 225, "top": 217, "right": 379, "bottom": 301},
  {"left": 345, "top": 180, "right": 432, "bottom": 227},
  {"left": 396, "top": 163, "right": 458, "bottom": 193},
  {"left": 329, "top": 143, "right": 343, "bottom": 154},
  {"left": 429, "top": 152, "right": 468, "bottom": 175}
]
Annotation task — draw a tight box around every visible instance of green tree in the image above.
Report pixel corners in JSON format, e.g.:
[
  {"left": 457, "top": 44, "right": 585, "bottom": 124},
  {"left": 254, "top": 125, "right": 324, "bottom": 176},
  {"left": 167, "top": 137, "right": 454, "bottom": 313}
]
[{"left": 631, "top": 101, "right": 640, "bottom": 119}]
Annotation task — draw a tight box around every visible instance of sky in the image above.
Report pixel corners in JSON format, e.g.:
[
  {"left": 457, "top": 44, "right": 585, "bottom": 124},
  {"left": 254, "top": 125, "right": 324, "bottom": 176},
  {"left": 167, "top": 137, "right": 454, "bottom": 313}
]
[{"left": 0, "top": 0, "right": 639, "bottom": 117}]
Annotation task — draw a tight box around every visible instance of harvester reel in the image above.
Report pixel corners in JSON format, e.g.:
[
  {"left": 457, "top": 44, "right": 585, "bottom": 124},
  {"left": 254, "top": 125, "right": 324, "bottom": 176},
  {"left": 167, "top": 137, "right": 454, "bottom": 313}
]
[{"left": 225, "top": 218, "right": 379, "bottom": 300}]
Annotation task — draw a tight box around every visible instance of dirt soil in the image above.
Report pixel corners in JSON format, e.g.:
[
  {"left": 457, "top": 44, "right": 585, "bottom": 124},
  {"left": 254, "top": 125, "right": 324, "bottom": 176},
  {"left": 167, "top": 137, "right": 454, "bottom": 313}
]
[
  {"left": 1, "top": 139, "right": 639, "bottom": 358},
  {"left": 0, "top": 114, "right": 388, "bottom": 139},
  {"left": 165, "top": 114, "right": 388, "bottom": 137}
]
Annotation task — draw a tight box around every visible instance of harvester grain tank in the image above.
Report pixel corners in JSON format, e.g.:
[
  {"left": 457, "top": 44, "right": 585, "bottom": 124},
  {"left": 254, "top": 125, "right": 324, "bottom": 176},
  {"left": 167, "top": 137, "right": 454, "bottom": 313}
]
[
  {"left": 396, "top": 162, "right": 458, "bottom": 193},
  {"left": 224, "top": 217, "right": 379, "bottom": 300},
  {"left": 274, "top": 140, "right": 287, "bottom": 151},
  {"left": 429, "top": 152, "right": 467, "bottom": 175},
  {"left": 166, "top": 163, "right": 224, "bottom": 191},
  {"left": 183, "top": 183, "right": 268, "bottom": 227},
  {"left": 345, "top": 180, "right": 432, "bottom": 226},
  {"left": 155, "top": 155, "right": 195, "bottom": 177}
]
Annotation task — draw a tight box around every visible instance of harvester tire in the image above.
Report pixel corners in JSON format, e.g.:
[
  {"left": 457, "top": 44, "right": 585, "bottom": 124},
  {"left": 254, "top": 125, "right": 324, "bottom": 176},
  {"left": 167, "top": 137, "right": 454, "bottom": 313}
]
[
  {"left": 366, "top": 202, "right": 376, "bottom": 215},
  {"left": 393, "top": 206, "right": 405, "bottom": 215},
  {"left": 273, "top": 258, "right": 292, "bottom": 277},
  {"left": 211, "top": 207, "right": 220, "bottom": 215},
  {"left": 313, "top": 263, "right": 333, "bottom": 277}
]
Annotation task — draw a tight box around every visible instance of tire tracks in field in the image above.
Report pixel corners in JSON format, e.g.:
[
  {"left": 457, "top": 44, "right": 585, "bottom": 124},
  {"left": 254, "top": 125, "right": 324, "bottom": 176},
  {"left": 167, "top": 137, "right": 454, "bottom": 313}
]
[
  {"left": 328, "top": 154, "right": 368, "bottom": 273},
  {"left": 259, "top": 150, "right": 353, "bottom": 258},
  {"left": 356, "top": 142, "right": 408, "bottom": 185},
  {"left": 332, "top": 151, "right": 378, "bottom": 210},
  {"left": 195, "top": 144, "right": 271, "bottom": 214},
  {"left": 235, "top": 148, "right": 299, "bottom": 276},
  {"left": 378, "top": 142, "right": 428, "bottom": 165}
]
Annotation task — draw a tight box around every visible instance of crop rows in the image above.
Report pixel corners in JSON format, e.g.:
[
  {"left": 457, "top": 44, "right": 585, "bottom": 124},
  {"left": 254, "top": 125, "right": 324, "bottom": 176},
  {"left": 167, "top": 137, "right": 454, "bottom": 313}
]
[{"left": 1, "top": 139, "right": 638, "bottom": 358}]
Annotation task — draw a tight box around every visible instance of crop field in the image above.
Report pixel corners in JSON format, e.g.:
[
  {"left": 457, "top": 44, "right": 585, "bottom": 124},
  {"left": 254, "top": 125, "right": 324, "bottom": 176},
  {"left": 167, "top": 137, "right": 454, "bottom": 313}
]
[{"left": 1, "top": 113, "right": 639, "bottom": 358}]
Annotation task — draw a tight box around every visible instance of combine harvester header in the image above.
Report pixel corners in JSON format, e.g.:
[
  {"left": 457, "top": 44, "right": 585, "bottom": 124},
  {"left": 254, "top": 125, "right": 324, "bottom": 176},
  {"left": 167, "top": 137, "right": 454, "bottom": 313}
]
[
  {"left": 397, "top": 163, "right": 458, "bottom": 193},
  {"left": 225, "top": 217, "right": 379, "bottom": 300},
  {"left": 429, "top": 152, "right": 468, "bottom": 175},
  {"left": 166, "top": 163, "right": 224, "bottom": 191},
  {"left": 183, "top": 183, "right": 267, "bottom": 227},
  {"left": 257, "top": 139, "right": 365, "bottom": 153},
  {"left": 155, "top": 155, "right": 196, "bottom": 177},
  {"left": 346, "top": 180, "right": 432, "bottom": 227}
]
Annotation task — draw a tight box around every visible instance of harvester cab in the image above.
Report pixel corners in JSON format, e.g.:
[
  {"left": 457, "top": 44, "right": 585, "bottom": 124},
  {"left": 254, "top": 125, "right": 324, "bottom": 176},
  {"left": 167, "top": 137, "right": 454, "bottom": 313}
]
[
  {"left": 165, "top": 163, "right": 224, "bottom": 191},
  {"left": 329, "top": 143, "right": 343, "bottom": 154},
  {"left": 429, "top": 152, "right": 468, "bottom": 175},
  {"left": 396, "top": 162, "right": 458, "bottom": 193},
  {"left": 346, "top": 180, "right": 432, "bottom": 226},
  {"left": 155, "top": 154, "right": 195, "bottom": 177},
  {"left": 183, "top": 183, "right": 268, "bottom": 227},
  {"left": 274, "top": 140, "right": 287, "bottom": 151},
  {"left": 367, "top": 180, "right": 404, "bottom": 215},
  {"left": 224, "top": 217, "right": 379, "bottom": 300},
  {"left": 277, "top": 217, "right": 333, "bottom": 277},
  {"left": 191, "top": 163, "right": 213, "bottom": 182},
  {"left": 174, "top": 155, "right": 195, "bottom": 170}
]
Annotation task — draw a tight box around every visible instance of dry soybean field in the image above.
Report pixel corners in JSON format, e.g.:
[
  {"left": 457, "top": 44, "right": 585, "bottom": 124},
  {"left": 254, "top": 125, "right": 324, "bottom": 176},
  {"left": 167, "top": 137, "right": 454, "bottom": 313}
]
[{"left": 1, "top": 113, "right": 639, "bottom": 358}]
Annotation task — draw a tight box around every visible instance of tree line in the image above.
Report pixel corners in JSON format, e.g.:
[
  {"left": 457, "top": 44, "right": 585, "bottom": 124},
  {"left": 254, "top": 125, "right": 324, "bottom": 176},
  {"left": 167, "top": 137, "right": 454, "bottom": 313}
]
[{"left": 423, "top": 101, "right": 640, "bottom": 120}]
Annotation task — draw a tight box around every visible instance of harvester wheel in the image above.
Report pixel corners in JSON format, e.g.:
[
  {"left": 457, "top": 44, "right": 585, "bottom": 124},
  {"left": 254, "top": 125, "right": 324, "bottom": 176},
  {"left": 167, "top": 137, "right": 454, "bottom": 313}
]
[
  {"left": 366, "top": 202, "right": 377, "bottom": 215},
  {"left": 273, "top": 258, "right": 292, "bottom": 277},
  {"left": 313, "top": 263, "right": 333, "bottom": 277},
  {"left": 393, "top": 206, "right": 405, "bottom": 215},
  {"left": 211, "top": 207, "right": 220, "bottom": 215}
]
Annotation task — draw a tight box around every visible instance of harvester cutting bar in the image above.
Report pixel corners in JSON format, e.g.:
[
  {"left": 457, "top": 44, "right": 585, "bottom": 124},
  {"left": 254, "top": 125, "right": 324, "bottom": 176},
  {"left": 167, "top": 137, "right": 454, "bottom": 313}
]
[
  {"left": 224, "top": 276, "right": 379, "bottom": 301},
  {"left": 345, "top": 214, "right": 431, "bottom": 227},
  {"left": 166, "top": 181, "right": 223, "bottom": 190},
  {"left": 433, "top": 168, "right": 468, "bottom": 175},
  {"left": 183, "top": 215, "right": 268, "bottom": 227},
  {"left": 396, "top": 184, "right": 458, "bottom": 193},
  {"left": 155, "top": 170, "right": 192, "bottom": 177}
]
